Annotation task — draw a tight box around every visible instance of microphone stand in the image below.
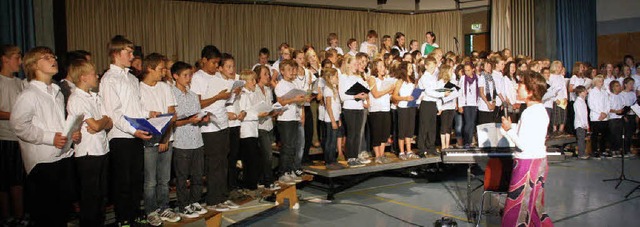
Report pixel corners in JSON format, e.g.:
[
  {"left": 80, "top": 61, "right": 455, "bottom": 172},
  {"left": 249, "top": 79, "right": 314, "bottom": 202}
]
[{"left": 602, "top": 113, "right": 640, "bottom": 198}]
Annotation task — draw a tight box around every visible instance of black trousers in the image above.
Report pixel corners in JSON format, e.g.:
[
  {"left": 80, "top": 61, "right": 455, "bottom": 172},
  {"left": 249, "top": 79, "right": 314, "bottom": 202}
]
[
  {"left": 227, "top": 127, "right": 241, "bottom": 191},
  {"left": 276, "top": 121, "right": 299, "bottom": 173},
  {"left": 173, "top": 147, "right": 204, "bottom": 208},
  {"left": 76, "top": 154, "right": 108, "bottom": 226},
  {"left": 608, "top": 119, "right": 624, "bottom": 152},
  {"left": 343, "top": 109, "right": 366, "bottom": 159},
  {"left": 203, "top": 130, "right": 229, "bottom": 205},
  {"left": 590, "top": 121, "right": 608, "bottom": 156},
  {"left": 624, "top": 116, "right": 637, "bottom": 154},
  {"left": 240, "top": 138, "right": 263, "bottom": 190},
  {"left": 26, "top": 157, "right": 75, "bottom": 227},
  {"left": 258, "top": 130, "right": 275, "bottom": 185},
  {"left": 478, "top": 110, "right": 495, "bottom": 125},
  {"left": 302, "top": 106, "right": 314, "bottom": 163},
  {"left": 109, "top": 138, "right": 144, "bottom": 223},
  {"left": 418, "top": 101, "right": 437, "bottom": 153}
]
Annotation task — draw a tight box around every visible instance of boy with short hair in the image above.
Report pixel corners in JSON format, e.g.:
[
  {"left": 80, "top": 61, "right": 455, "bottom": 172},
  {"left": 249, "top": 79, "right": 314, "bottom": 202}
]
[
  {"left": 171, "top": 61, "right": 208, "bottom": 218},
  {"left": 100, "top": 35, "right": 153, "bottom": 225},
  {"left": 608, "top": 80, "right": 625, "bottom": 157},
  {"left": 189, "top": 45, "right": 234, "bottom": 212},
  {"left": 325, "top": 33, "right": 344, "bottom": 55},
  {"left": 346, "top": 38, "right": 358, "bottom": 57},
  {"left": 275, "top": 59, "right": 306, "bottom": 184},
  {"left": 417, "top": 57, "right": 449, "bottom": 156},
  {"left": 139, "top": 53, "right": 180, "bottom": 225},
  {"left": 0, "top": 44, "right": 26, "bottom": 225},
  {"left": 66, "top": 59, "right": 113, "bottom": 226},
  {"left": 219, "top": 53, "right": 244, "bottom": 198},
  {"left": 620, "top": 77, "right": 636, "bottom": 156},
  {"left": 360, "top": 30, "right": 379, "bottom": 58},
  {"left": 10, "top": 46, "right": 81, "bottom": 226},
  {"left": 573, "top": 86, "right": 589, "bottom": 159}
]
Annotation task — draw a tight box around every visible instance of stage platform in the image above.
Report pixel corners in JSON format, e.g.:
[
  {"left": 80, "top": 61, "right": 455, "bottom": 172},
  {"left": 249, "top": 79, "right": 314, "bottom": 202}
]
[{"left": 302, "top": 154, "right": 441, "bottom": 178}]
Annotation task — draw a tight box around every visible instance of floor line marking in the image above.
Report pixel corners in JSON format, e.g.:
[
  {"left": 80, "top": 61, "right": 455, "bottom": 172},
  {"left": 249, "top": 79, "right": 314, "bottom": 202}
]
[
  {"left": 353, "top": 191, "right": 470, "bottom": 222},
  {"left": 553, "top": 194, "right": 640, "bottom": 223}
]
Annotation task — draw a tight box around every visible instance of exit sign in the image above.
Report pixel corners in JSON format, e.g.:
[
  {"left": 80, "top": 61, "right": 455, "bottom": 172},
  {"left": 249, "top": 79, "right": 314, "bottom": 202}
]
[{"left": 471, "top": 23, "right": 482, "bottom": 30}]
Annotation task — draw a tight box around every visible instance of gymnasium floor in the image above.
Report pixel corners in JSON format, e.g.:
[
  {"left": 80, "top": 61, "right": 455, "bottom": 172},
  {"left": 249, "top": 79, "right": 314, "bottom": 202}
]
[{"left": 221, "top": 157, "right": 640, "bottom": 227}]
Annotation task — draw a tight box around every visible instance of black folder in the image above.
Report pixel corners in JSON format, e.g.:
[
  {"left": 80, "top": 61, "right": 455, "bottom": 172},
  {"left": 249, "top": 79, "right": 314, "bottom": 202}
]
[
  {"left": 444, "top": 82, "right": 460, "bottom": 90},
  {"left": 345, "top": 82, "right": 370, "bottom": 95}
]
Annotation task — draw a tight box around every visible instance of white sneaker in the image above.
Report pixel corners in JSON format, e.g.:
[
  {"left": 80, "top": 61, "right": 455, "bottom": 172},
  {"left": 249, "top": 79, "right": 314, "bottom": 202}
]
[
  {"left": 159, "top": 208, "right": 181, "bottom": 223},
  {"left": 278, "top": 174, "right": 296, "bottom": 185},
  {"left": 357, "top": 156, "right": 371, "bottom": 164},
  {"left": 267, "top": 183, "right": 281, "bottom": 191},
  {"left": 206, "top": 203, "right": 229, "bottom": 212},
  {"left": 180, "top": 205, "right": 200, "bottom": 219},
  {"left": 190, "top": 203, "right": 208, "bottom": 215},
  {"left": 147, "top": 211, "right": 163, "bottom": 226},
  {"left": 289, "top": 171, "right": 302, "bottom": 182},
  {"left": 224, "top": 200, "right": 240, "bottom": 209}
]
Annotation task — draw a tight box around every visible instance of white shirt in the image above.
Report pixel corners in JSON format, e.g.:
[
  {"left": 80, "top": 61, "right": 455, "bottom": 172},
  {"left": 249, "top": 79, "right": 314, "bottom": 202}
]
[
  {"left": 274, "top": 80, "right": 301, "bottom": 121},
  {"left": 325, "top": 46, "right": 344, "bottom": 55},
  {"left": 569, "top": 75, "right": 587, "bottom": 101},
  {"left": 549, "top": 74, "right": 567, "bottom": 101},
  {"left": 256, "top": 85, "right": 274, "bottom": 131},
  {"left": 418, "top": 71, "right": 444, "bottom": 102},
  {"left": 491, "top": 70, "right": 505, "bottom": 107},
  {"left": 10, "top": 81, "right": 72, "bottom": 174},
  {"left": 501, "top": 103, "right": 549, "bottom": 159},
  {"left": 368, "top": 77, "right": 392, "bottom": 112},
  {"left": 291, "top": 68, "right": 315, "bottom": 106},
  {"left": 458, "top": 75, "right": 479, "bottom": 107},
  {"left": 339, "top": 74, "right": 368, "bottom": 110},
  {"left": 359, "top": 42, "right": 378, "bottom": 58},
  {"left": 67, "top": 88, "right": 109, "bottom": 157},
  {"left": 239, "top": 88, "right": 260, "bottom": 138},
  {"left": 140, "top": 81, "right": 177, "bottom": 141},
  {"left": 608, "top": 93, "right": 625, "bottom": 119},
  {"left": 477, "top": 75, "right": 496, "bottom": 112},
  {"left": 588, "top": 87, "right": 610, "bottom": 122},
  {"left": 226, "top": 74, "right": 242, "bottom": 128},
  {"left": 503, "top": 76, "right": 518, "bottom": 105},
  {"left": 190, "top": 70, "right": 230, "bottom": 132},
  {"left": 317, "top": 78, "right": 326, "bottom": 121},
  {"left": 347, "top": 50, "right": 357, "bottom": 57},
  {"left": 323, "top": 86, "right": 341, "bottom": 123},
  {"left": 436, "top": 79, "right": 459, "bottom": 111},
  {"left": 0, "top": 74, "right": 26, "bottom": 141},
  {"left": 631, "top": 74, "right": 640, "bottom": 91},
  {"left": 397, "top": 80, "right": 416, "bottom": 108},
  {"left": 604, "top": 75, "right": 616, "bottom": 93},
  {"left": 573, "top": 96, "right": 589, "bottom": 129},
  {"left": 621, "top": 91, "right": 637, "bottom": 115},
  {"left": 391, "top": 45, "right": 407, "bottom": 57},
  {"left": 100, "top": 64, "right": 146, "bottom": 140}
]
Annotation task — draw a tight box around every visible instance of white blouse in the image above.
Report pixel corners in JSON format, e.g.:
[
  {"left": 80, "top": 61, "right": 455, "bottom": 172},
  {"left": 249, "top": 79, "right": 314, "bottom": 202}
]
[{"left": 500, "top": 103, "right": 549, "bottom": 159}]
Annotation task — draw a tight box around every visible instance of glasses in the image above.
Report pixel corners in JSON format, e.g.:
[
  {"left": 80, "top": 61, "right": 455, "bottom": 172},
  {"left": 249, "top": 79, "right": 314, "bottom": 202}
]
[{"left": 40, "top": 55, "right": 57, "bottom": 61}]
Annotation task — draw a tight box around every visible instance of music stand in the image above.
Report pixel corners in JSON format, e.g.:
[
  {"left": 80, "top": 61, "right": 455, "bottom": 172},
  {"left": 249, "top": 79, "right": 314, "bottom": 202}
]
[{"left": 602, "top": 117, "right": 640, "bottom": 198}]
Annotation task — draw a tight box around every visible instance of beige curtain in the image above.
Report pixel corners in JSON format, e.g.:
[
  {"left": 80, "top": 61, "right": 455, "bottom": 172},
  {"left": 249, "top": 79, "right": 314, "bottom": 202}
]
[
  {"left": 491, "top": 0, "right": 511, "bottom": 52},
  {"left": 510, "top": 0, "right": 535, "bottom": 57},
  {"left": 66, "top": 0, "right": 462, "bottom": 72}
]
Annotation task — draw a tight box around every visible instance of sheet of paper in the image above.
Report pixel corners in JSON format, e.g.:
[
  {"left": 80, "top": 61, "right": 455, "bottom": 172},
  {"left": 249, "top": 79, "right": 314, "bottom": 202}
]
[
  {"left": 280, "top": 88, "right": 307, "bottom": 100},
  {"left": 60, "top": 114, "right": 84, "bottom": 155}
]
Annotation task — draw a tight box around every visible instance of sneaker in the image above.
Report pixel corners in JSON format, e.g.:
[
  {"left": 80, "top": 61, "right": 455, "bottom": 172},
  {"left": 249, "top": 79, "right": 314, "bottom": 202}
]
[
  {"left": 358, "top": 151, "right": 371, "bottom": 159},
  {"left": 399, "top": 153, "right": 408, "bottom": 160},
  {"left": 190, "top": 203, "right": 208, "bottom": 215},
  {"left": 207, "top": 203, "right": 230, "bottom": 212},
  {"left": 326, "top": 163, "right": 345, "bottom": 170},
  {"left": 278, "top": 173, "right": 296, "bottom": 185},
  {"left": 267, "top": 183, "right": 281, "bottom": 191},
  {"left": 159, "top": 208, "right": 181, "bottom": 223},
  {"left": 294, "top": 169, "right": 304, "bottom": 177},
  {"left": 180, "top": 205, "right": 200, "bottom": 219},
  {"left": 375, "top": 157, "right": 383, "bottom": 164},
  {"left": 407, "top": 152, "right": 419, "bottom": 159},
  {"left": 146, "top": 211, "right": 163, "bottom": 226},
  {"left": 347, "top": 158, "right": 365, "bottom": 168},
  {"left": 381, "top": 156, "right": 392, "bottom": 163},
  {"left": 289, "top": 171, "right": 302, "bottom": 183},
  {"left": 224, "top": 200, "right": 240, "bottom": 209}
]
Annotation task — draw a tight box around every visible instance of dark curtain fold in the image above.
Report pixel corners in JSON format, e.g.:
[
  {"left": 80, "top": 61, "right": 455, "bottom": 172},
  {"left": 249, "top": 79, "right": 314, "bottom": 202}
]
[
  {"left": 0, "top": 0, "right": 36, "bottom": 53},
  {"left": 556, "top": 0, "right": 597, "bottom": 76}
]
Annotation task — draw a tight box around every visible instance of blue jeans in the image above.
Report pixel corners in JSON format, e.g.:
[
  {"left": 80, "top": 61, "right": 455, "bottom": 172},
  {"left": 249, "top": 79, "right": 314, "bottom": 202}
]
[
  {"left": 454, "top": 111, "right": 464, "bottom": 140},
  {"left": 277, "top": 121, "right": 299, "bottom": 173},
  {"left": 143, "top": 142, "right": 173, "bottom": 214},
  {"left": 463, "top": 106, "right": 478, "bottom": 145},
  {"left": 295, "top": 124, "right": 304, "bottom": 170},
  {"left": 324, "top": 122, "right": 338, "bottom": 165}
]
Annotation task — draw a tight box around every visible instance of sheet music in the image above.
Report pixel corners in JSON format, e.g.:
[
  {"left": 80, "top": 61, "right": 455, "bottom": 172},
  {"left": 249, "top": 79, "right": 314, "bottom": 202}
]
[
  {"left": 60, "top": 114, "right": 84, "bottom": 155},
  {"left": 280, "top": 88, "right": 307, "bottom": 100},
  {"left": 476, "top": 123, "right": 517, "bottom": 148}
]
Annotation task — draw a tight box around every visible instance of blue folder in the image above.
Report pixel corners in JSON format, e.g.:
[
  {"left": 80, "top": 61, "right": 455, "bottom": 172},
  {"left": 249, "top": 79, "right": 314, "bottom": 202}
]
[
  {"left": 124, "top": 113, "right": 173, "bottom": 135},
  {"left": 407, "top": 88, "right": 424, "bottom": 107}
]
